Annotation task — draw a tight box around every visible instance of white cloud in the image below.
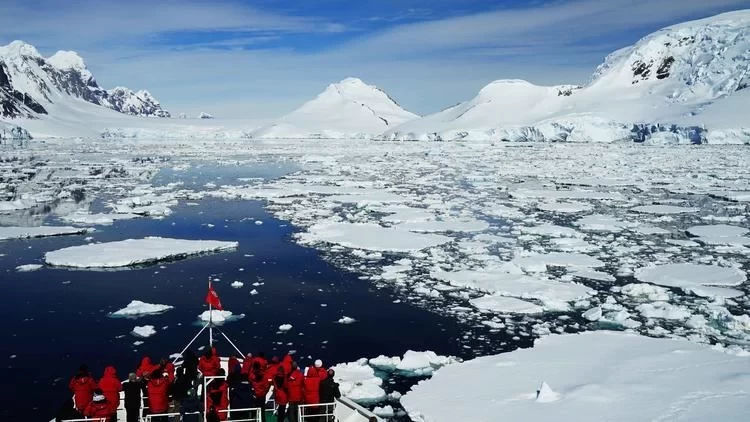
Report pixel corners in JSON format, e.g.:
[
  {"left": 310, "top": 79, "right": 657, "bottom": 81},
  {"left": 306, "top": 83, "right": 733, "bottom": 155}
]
[{"left": 1, "top": 0, "right": 748, "bottom": 119}]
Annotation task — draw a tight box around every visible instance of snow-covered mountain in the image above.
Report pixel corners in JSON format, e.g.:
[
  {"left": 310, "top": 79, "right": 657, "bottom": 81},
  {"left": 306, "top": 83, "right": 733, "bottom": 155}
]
[
  {"left": 251, "top": 77, "right": 417, "bottom": 138},
  {"left": 0, "top": 41, "right": 170, "bottom": 119},
  {"left": 386, "top": 10, "right": 750, "bottom": 143}
]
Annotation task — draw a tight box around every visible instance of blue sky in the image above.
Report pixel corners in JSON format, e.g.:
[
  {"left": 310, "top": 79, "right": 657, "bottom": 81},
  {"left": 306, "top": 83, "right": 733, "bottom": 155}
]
[{"left": 2, "top": 0, "right": 750, "bottom": 119}]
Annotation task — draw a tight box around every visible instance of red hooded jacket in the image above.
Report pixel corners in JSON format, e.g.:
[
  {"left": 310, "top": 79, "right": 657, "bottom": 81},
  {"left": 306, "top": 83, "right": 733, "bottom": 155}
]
[
  {"left": 249, "top": 370, "right": 269, "bottom": 401},
  {"left": 240, "top": 355, "right": 253, "bottom": 375},
  {"left": 287, "top": 369, "right": 304, "bottom": 403},
  {"left": 136, "top": 357, "right": 157, "bottom": 378},
  {"left": 146, "top": 376, "right": 171, "bottom": 413},
  {"left": 208, "top": 379, "right": 229, "bottom": 421},
  {"left": 228, "top": 356, "right": 240, "bottom": 374},
  {"left": 98, "top": 366, "right": 122, "bottom": 413},
  {"left": 84, "top": 399, "right": 112, "bottom": 420},
  {"left": 281, "top": 355, "right": 293, "bottom": 375},
  {"left": 272, "top": 373, "right": 289, "bottom": 406},
  {"left": 302, "top": 368, "right": 322, "bottom": 405},
  {"left": 69, "top": 373, "right": 97, "bottom": 411}
]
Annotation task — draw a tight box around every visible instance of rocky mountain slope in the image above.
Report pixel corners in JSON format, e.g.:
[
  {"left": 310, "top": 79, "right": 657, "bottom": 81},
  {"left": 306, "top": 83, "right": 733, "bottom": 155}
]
[
  {"left": 0, "top": 41, "right": 169, "bottom": 120},
  {"left": 385, "top": 10, "right": 750, "bottom": 143}
]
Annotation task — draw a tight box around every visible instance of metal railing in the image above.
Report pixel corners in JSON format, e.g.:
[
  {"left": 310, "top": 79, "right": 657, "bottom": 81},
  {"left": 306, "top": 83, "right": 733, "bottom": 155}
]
[
  {"left": 144, "top": 412, "right": 186, "bottom": 421},
  {"left": 61, "top": 419, "right": 108, "bottom": 422},
  {"left": 217, "top": 407, "right": 263, "bottom": 422},
  {"left": 299, "top": 402, "right": 336, "bottom": 422}
]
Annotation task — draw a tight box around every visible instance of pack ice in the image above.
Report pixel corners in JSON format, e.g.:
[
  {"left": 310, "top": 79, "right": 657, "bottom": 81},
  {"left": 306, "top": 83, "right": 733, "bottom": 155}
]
[
  {"left": 44, "top": 237, "right": 238, "bottom": 268},
  {"left": 402, "top": 332, "right": 750, "bottom": 422}
]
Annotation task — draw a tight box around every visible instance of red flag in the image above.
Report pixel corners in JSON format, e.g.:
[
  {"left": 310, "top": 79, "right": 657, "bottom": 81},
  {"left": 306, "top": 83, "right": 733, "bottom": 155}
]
[{"left": 205, "top": 281, "right": 223, "bottom": 311}]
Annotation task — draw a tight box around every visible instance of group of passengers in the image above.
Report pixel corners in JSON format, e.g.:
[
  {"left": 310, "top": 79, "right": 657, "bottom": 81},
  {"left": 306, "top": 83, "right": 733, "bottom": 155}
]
[{"left": 56, "top": 347, "right": 341, "bottom": 422}]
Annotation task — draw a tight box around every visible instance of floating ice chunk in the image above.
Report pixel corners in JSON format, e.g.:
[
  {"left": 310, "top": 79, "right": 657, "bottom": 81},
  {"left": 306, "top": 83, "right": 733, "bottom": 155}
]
[
  {"left": 111, "top": 300, "right": 173, "bottom": 318},
  {"left": 618, "top": 283, "right": 671, "bottom": 302},
  {"left": 632, "top": 225, "right": 670, "bottom": 235},
  {"left": 369, "top": 355, "right": 401, "bottom": 371},
  {"left": 402, "top": 332, "right": 750, "bottom": 421},
  {"left": 44, "top": 237, "right": 239, "bottom": 268},
  {"left": 397, "top": 218, "right": 489, "bottom": 233},
  {"left": 337, "top": 316, "right": 356, "bottom": 324},
  {"left": 15, "top": 264, "right": 42, "bottom": 272},
  {"left": 396, "top": 351, "right": 460, "bottom": 376},
  {"left": 62, "top": 212, "right": 138, "bottom": 226},
  {"left": 520, "top": 224, "right": 583, "bottom": 238},
  {"left": 131, "top": 325, "right": 156, "bottom": 338},
  {"left": 198, "top": 310, "right": 244, "bottom": 325},
  {"left": 634, "top": 263, "right": 746, "bottom": 298},
  {"left": 250, "top": 289, "right": 259, "bottom": 295},
  {"left": 574, "top": 215, "right": 632, "bottom": 232},
  {"left": 536, "top": 381, "right": 561, "bottom": 403},
  {"left": 512, "top": 252, "right": 604, "bottom": 272},
  {"left": 231, "top": 281, "right": 244, "bottom": 288},
  {"left": 279, "top": 324, "right": 293, "bottom": 332},
  {"left": 331, "top": 359, "right": 387, "bottom": 403},
  {"left": 686, "top": 224, "right": 750, "bottom": 246},
  {"left": 636, "top": 302, "right": 692, "bottom": 320},
  {"left": 536, "top": 201, "right": 593, "bottom": 214},
  {"left": 0, "top": 226, "right": 87, "bottom": 240},
  {"left": 298, "top": 222, "right": 452, "bottom": 252},
  {"left": 630, "top": 205, "right": 699, "bottom": 214},
  {"left": 709, "top": 191, "right": 750, "bottom": 202},
  {"left": 470, "top": 294, "right": 543, "bottom": 314},
  {"left": 582, "top": 307, "right": 602, "bottom": 321},
  {"left": 373, "top": 405, "right": 395, "bottom": 417},
  {"left": 571, "top": 269, "right": 616, "bottom": 282}
]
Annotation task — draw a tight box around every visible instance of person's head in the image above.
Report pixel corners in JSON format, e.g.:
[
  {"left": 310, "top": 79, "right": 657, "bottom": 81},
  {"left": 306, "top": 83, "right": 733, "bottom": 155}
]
[
  {"left": 128, "top": 372, "right": 137, "bottom": 382},
  {"left": 276, "top": 366, "right": 285, "bottom": 376},
  {"left": 205, "top": 349, "right": 213, "bottom": 358},
  {"left": 314, "top": 359, "right": 323, "bottom": 369},
  {"left": 327, "top": 369, "right": 335, "bottom": 378},
  {"left": 217, "top": 368, "right": 225, "bottom": 377},
  {"left": 291, "top": 361, "right": 298, "bottom": 371},
  {"left": 246, "top": 352, "right": 253, "bottom": 359},
  {"left": 271, "top": 356, "right": 280, "bottom": 364}
]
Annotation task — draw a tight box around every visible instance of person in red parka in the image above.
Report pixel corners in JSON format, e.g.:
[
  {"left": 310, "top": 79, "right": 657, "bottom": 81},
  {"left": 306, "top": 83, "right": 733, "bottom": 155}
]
[
  {"left": 85, "top": 390, "right": 112, "bottom": 421},
  {"left": 264, "top": 356, "right": 280, "bottom": 381},
  {"left": 199, "top": 348, "right": 221, "bottom": 377},
  {"left": 228, "top": 355, "right": 240, "bottom": 375},
  {"left": 281, "top": 354, "right": 293, "bottom": 375},
  {"left": 98, "top": 366, "right": 123, "bottom": 419},
  {"left": 136, "top": 356, "right": 156, "bottom": 378},
  {"left": 272, "top": 367, "right": 288, "bottom": 422},
  {"left": 208, "top": 368, "right": 229, "bottom": 421},
  {"left": 146, "top": 371, "right": 171, "bottom": 420},
  {"left": 286, "top": 361, "right": 304, "bottom": 422},
  {"left": 249, "top": 362, "right": 269, "bottom": 422},
  {"left": 240, "top": 353, "right": 253, "bottom": 375},
  {"left": 69, "top": 364, "right": 97, "bottom": 412},
  {"left": 303, "top": 362, "right": 323, "bottom": 408}
]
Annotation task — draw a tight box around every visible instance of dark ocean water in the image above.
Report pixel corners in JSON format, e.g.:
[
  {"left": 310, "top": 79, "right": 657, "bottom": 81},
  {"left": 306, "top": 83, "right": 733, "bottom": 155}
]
[{"left": 0, "top": 164, "right": 508, "bottom": 421}]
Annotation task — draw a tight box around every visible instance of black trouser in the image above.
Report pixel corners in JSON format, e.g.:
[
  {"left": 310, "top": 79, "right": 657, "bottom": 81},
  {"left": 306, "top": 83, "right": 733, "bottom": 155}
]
[
  {"left": 231, "top": 410, "right": 251, "bottom": 420},
  {"left": 287, "top": 402, "right": 299, "bottom": 422},
  {"left": 125, "top": 406, "right": 139, "bottom": 422},
  {"left": 277, "top": 404, "right": 287, "bottom": 422},
  {"left": 255, "top": 397, "right": 267, "bottom": 422}
]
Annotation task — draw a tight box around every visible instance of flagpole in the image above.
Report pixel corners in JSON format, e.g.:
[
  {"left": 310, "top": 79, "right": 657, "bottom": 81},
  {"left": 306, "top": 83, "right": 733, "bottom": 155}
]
[{"left": 208, "top": 277, "right": 213, "bottom": 347}]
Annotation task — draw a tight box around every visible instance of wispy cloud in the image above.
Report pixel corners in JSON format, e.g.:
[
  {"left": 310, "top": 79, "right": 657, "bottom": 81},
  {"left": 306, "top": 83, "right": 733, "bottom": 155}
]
[{"left": 1, "top": 0, "right": 749, "bottom": 118}]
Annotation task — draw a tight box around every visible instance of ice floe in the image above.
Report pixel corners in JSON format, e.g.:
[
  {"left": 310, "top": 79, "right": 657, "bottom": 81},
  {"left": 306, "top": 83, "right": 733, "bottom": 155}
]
[
  {"left": 402, "top": 332, "right": 750, "bottom": 422},
  {"left": 111, "top": 300, "right": 174, "bottom": 318},
  {"left": 634, "top": 263, "right": 746, "bottom": 298},
  {"left": 630, "top": 205, "right": 699, "bottom": 214},
  {"left": 15, "top": 264, "right": 42, "bottom": 272},
  {"left": 44, "top": 237, "right": 238, "bottom": 268},
  {"left": 297, "top": 222, "right": 452, "bottom": 252},
  {"left": 469, "top": 294, "right": 543, "bottom": 314},
  {"left": 198, "top": 310, "right": 244, "bottom": 325},
  {"left": 0, "top": 225, "right": 88, "bottom": 240},
  {"left": 61, "top": 212, "right": 139, "bottom": 225},
  {"left": 131, "top": 325, "right": 156, "bottom": 338}
]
